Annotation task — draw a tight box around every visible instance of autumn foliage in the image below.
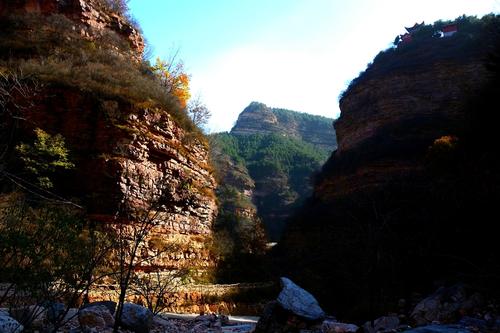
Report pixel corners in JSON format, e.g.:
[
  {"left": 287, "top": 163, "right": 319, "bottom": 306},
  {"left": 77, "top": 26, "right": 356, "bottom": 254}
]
[{"left": 152, "top": 58, "right": 191, "bottom": 109}]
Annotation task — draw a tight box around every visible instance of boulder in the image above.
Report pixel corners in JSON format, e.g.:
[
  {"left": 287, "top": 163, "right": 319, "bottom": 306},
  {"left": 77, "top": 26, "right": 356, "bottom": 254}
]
[
  {"left": 152, "top": 315, "right": 178, "bottom": 333},
  {"left": 80, "top": 301, "right": 117, "bottom": 315},
  {"left": 190, "top": 314, "right": 226, "bottom": 333},
  {"left": 401, "top": 324, "right": 471, "bottom": 333},
  {"left": 411, "top": 284, "right": 481, "bottom": 325},
  {"left": 255, "top": 300, "right": 326, "bottom": 333},
  {"left": 363, "top": 315, "right": 399, "bottom": 333},
  {"left": 44, "top": 301, "right": 65, "bottom": 324},
  {"left": 9, "top": 305, "right": 47, "bottom": 330},
  {"left": 59, "top": 308, "right": 80, "bottom": 331},
  {"left": 78, "top": 305, "right": 115, "bottom": 331},
  {"left": 0, "top": 312, "right": 24, "bottom": 333},
  {"left": 322, "top": 319, "right": 359, "bottom": 333},
  {"left": 120, "top": 303, "right": 153, "bottom": 333},
  {"left": 277, "top": 277, "right": 326, "bottom": 320}
]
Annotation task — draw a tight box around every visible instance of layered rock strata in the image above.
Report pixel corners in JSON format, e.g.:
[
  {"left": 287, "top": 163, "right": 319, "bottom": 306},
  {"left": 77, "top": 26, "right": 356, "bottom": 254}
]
[
  {"left": 1, "top": 0, "right": 217, "bottom": 274},
  {"left": 0, "top": 0, "right": 144, "bottom": 60},
  {"left": 231, "top": 102, "right": 337, "bottom": 151}
]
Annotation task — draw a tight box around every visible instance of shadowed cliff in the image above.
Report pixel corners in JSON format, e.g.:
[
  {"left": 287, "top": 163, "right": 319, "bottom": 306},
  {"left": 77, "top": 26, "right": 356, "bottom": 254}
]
[{"left": 278, "top": 14, "right": 500, "bottom": 320}]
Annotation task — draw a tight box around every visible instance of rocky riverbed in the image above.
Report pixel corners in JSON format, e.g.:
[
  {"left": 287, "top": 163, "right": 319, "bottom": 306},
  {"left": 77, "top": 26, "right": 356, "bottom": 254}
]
[{"left": 1, "top": 279, "right": 499, "bottom": 333}]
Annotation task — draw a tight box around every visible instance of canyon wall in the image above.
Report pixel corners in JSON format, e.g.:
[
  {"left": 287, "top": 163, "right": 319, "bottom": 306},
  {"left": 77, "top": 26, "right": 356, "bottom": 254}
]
[
  {"left": 279, "top": 18, "right": 500, "bottom": 320},
  {"left": 1, "top": 0, "right": 217, "bottom": 275},
  {"left": 0, "top": 0, "right": 144, "bottom": 60}
]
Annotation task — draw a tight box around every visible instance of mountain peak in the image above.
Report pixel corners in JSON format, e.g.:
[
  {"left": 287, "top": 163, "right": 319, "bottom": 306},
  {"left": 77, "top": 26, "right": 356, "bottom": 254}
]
[{"left": 231, "top": 102, "right": 337, "bottom": 151}]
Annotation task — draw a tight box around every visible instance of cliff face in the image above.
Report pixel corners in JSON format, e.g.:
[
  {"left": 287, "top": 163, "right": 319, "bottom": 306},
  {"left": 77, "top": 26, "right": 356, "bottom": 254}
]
[
  {"left": 0, "top": 0, "right": 144, "bottom": 60},
  {"left": 231, "top": 102, "right": 337, "bottom": 151},
  {"left": 317, "top": 61, "right": 485, "bottom": 199},
  {"left": 279, "top": 17, "right": 500, "bottom": 320},
  {"left": 1, "top": 1, "right": 217, "bottom": 274},
  {"left": 18, "top": 88, "right": 217, "bottom": 271}
]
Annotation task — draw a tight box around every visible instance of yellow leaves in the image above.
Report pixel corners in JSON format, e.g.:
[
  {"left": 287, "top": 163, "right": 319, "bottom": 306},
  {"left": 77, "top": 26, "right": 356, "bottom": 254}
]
[
  {"left": 172, "top": 72, "right": 190, "bottom": 108},
  {"left": 426, "top": 135, "right": 460, "bottom": 170},
  {"left": 152, "top": 57, "right": 191, "bottom": 109},
  {"left": 430, "top": 135, "right": 459, "bottom": 152}
]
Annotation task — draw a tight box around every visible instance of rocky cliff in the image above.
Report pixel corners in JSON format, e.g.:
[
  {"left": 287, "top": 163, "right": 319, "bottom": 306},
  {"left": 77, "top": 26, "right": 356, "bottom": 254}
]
[
  {"left": 279, "top": 15, "right": 500, "bottom": 320},
  {"left": 0, "top": 0, "right": 217, "bottom": 275},
  {"left": 0, "top": 0, "right": 144, "bottom": 60},
  {"left": 231, "top": 102, "right": 337, "bottom": 151},
  {"left": 317, "top": 61, "right": 485, "bottom": 199}
]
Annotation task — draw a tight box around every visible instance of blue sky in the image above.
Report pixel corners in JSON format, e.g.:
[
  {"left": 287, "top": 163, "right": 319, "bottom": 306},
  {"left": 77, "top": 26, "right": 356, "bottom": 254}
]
[{"left": 129, "top": 0, "right": 499, "bottom": 132}]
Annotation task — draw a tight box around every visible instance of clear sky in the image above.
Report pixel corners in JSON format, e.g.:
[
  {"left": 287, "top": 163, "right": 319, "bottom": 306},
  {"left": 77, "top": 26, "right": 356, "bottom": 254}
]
[{"left": 129, "top": 0, "right": 499, "bottom": 133}]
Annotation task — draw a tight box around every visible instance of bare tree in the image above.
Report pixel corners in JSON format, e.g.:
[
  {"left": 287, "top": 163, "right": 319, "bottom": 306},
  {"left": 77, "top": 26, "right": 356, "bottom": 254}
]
[
  {"left": 111, "top": 164, "right": 195, "bottom": 331},
  {"left": 130, "top": 266, "right": 189, "bottom": 315},
  {"left": 187, "top": 96, "right": 211, "bottom": 130},
  {"left": 0, "top": 194, "right": 114, "bottom": 333},
  {"left": 0, "top": 70, "right": 38, "bottom": 166}
]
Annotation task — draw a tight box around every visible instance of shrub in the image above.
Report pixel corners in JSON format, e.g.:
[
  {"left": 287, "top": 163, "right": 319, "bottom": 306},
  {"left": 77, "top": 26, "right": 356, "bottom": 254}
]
[{"left": 16, "top": 128, "right": 75, "bottom": 189}]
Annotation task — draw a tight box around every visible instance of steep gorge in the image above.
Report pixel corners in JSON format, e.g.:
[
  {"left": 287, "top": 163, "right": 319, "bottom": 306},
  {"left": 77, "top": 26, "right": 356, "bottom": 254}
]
[{"left": 211, "top": 103, "right": 337, "bottom": 243}]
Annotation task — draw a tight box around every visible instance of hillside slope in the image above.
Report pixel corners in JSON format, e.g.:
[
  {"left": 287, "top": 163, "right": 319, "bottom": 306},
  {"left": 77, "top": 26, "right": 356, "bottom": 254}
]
[
  {"left": 231, "top": 102, "right": 337, "bottom": 151},
  {"left": 210, "top": 103, "right": 336, "bottom": 244}
]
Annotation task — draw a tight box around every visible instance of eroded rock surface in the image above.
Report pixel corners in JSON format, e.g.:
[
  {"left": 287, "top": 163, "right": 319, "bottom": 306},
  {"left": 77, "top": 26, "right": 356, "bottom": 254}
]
[
  {"left": 0, "top": 0, "right": 144, "bottom": 60},
  {"left": 277, "top": 277, "right": 325, "bottom": 321}
]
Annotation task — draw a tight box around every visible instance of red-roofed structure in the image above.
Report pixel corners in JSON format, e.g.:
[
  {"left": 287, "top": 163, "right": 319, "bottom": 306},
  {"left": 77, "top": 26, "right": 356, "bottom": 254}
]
[
  {"left": 405, "top": 21, "right": 425, "bottom": 34},
  {"left": 442, "top": 24, "right": 458, "bottom": 37}
]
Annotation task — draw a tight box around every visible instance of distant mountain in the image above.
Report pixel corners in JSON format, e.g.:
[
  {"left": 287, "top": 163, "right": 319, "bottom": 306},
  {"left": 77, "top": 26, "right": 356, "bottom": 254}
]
[
  {"left": 231, "top": 102, "right": 337, "bottom": 151},
  {"left": 210, "top": 103, "right": 337, "bottom": 247}
]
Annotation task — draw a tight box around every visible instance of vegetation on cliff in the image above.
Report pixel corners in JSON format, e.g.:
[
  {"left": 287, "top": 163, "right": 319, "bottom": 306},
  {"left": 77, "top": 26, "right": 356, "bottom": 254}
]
[
  {"left": 211, "top": 130, "right": 330, "bottom": 241},
  {"left": 231, "top": 102, "right": 337, "bottom": 151},
  {"left": 0, "top": 11, "right": 199, "bottom": 135},
  {"left": 207, "top": 104, "right": 337, "bottom": 282}
]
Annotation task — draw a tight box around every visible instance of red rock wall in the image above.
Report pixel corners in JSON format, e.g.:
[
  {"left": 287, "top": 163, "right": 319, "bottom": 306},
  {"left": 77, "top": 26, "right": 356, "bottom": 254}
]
[
  {"left": 17, "top": 86, "right": 217, "bottom": 273},
  {"left": 0, "top": 0, "right": 144, "bottom": 59}
]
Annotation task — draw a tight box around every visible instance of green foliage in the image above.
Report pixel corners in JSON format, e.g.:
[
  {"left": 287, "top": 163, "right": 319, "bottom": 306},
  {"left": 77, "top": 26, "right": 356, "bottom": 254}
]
[
  {"left": 272, "top": 107, "right": 333, "bottom": 129},
  {"left": 211, "top": 132, "right": 329, "bottom": 241},
  {"left": 213, "top": 132, "right": 328, "bottom": 182},
  {"left": 0, "top": 193, "right": 111, "bottom": 315},
  {"left": 16, "top": 128, "right": 74, "bottom": 189}
]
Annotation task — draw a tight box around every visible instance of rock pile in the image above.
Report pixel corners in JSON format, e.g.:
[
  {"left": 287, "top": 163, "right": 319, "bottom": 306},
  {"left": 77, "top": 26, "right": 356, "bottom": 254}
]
[
  {"left": 255, "top": 277, "right": 359, "bottom": 333},
  {"left": 362, "top": 284, "right": 500, "bottom": 333}
]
